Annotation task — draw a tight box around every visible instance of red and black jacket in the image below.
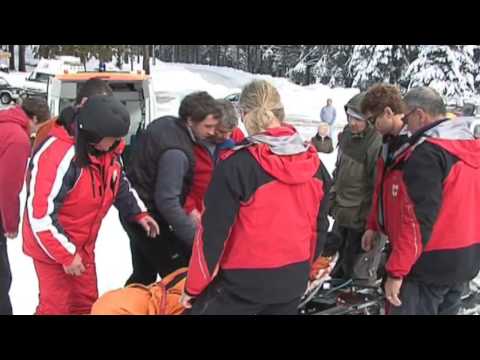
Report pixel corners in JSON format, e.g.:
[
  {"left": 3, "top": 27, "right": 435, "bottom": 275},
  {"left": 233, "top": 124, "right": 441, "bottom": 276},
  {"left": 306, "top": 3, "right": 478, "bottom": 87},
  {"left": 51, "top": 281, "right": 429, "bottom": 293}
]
[
  {"left": 370, "top": 119, "right": 480, "bottom": 285},
  {"left": 185, "top": 126, "right": 332, "bottom": 303},
  {"left": 184, "top": 128, "right": 245, "bottom": 215}
]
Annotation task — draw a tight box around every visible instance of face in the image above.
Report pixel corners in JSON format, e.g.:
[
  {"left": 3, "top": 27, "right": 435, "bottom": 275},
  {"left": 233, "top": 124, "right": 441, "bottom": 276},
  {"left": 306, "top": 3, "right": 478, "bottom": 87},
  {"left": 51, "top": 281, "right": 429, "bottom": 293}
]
[
  {"left": 318, "top": 125, "right": 329, "bottom": 137},
  {"left": 188, "top": 114, "right": 219, "bottom": 141},
  {"left": 213, "top": 124, "right": 233, "bottom": 144},
  {"left": 348, "top": 115, "right": 367, "bottom": 134},
  {"left": 327, "top": 99, "right": 332, "bottom": 106},
  {"left": 93, "top": 137, "right": 120, "bottom": 152},
  {"left": 405, "top": 108, "right": 425, "bottom": 133},
  {"left": 368, "top": 107, "right": 396, "bottom": 136}
]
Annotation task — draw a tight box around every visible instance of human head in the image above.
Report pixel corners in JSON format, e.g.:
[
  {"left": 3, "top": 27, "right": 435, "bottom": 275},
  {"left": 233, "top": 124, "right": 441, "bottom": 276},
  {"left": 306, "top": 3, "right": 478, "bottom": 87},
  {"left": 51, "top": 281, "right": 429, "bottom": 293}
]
[
  {"left": 21, "top": 96, "right": 51, "bottom": 133},
  {"left": 327, "top": 98, "right": 332, "bottom": 106},
  {"left": 318, "top": 122, "right": 330, "bottom": 137},
  {"left": 58, "top": 78, "right": 114, "bottom": 130},
  {"left": 462, "top": 103, "right": 475, "bottom": 117},
  {"left": 238, "top": 80, "right": 285, "bottom": 136},
  {"left": 213, "top": 99, "right": 239, "bottom": 143},
  {"left": 403, "top": 86, "right": 446, "bottom": 133},
  {"left": 76, "top": 78, "right": 113, "bottom": 105},
  {"left": 179, "top": 91, "right": 222, "bottom": 141},
  {"left": 345, "top": 92, "right": 368, "bottom": 134},
  {"left": 75, "top": 95, "right": 130, "bottom": 166},
  {"left": 361, "top": 83, "right": 406, "bottom": 136}
]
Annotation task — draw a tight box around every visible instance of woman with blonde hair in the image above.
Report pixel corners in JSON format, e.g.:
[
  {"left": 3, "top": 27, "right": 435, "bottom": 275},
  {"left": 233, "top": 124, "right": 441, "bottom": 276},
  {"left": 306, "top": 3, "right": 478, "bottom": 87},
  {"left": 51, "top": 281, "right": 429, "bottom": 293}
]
[{"left": 180, "top": 80, "right": 332, "bottom": 315}]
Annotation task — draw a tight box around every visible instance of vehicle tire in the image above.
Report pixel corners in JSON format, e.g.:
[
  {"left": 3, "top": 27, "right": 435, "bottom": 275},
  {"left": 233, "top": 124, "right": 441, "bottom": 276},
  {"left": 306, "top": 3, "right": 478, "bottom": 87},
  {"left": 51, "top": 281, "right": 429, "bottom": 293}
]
[{"left": 1, "top": 92, "right": 12, "bottom": 105}]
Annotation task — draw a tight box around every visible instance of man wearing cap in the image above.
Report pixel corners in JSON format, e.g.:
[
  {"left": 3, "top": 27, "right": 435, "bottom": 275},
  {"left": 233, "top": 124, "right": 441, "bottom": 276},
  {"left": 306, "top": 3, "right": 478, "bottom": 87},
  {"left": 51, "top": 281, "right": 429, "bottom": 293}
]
[
  {"left": 22, "top": 95, "right": 159, "bottom": 315},
  {"left": 326, "top": 92, "right": 382, "bottom": 280}
]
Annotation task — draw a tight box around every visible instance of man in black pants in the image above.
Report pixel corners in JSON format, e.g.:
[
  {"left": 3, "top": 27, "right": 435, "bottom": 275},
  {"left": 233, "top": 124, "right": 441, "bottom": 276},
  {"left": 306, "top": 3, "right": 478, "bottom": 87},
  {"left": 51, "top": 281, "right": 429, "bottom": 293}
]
[{"left": 123, "top": 92, "right": 222, "bottom": 285}]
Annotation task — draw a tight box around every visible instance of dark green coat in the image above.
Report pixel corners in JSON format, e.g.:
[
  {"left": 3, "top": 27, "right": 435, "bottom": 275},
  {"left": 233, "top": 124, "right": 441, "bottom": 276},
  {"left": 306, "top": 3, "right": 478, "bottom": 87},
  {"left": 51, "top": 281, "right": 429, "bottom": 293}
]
[{"left": 331, "top": 124, "right": 382, "bottom": 230}]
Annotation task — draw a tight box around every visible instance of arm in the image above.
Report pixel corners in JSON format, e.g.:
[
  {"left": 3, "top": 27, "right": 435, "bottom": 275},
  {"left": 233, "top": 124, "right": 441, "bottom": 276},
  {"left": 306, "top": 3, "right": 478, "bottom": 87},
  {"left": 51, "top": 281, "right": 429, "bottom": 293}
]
[
  {"left": 0, "top": 141, "right": 31, "bottom": 234},
  {"left": 366, "top": 157, "right": 383, "bottom": 232},
  {"left": 25, "top": 144, "right": 77, "bottom": 266},
  {"left": 185, "top": 156, "right": 243, "bottom": 297},
  {"left": 313, "top": 161, "right": 333, "bottom": 260},
  {"left": 359, "top": 137, "right": 382, "bottom": 226},
  {"left": 154, "top": 149, "right": 196, "bottom": 249},
  {"left": 385, "top": 143, "right": 447, "bottom": 278},
  {"left": 114, "top": 170, "right": 148, "bottom": 221}
]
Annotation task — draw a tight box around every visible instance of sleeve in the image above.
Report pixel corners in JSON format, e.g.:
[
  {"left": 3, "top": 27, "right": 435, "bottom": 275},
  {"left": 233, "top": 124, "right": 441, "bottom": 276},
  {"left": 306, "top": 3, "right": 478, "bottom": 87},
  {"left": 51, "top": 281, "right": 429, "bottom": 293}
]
[
  {"left": 385, "top": 143, "right": 446, "bottom": 278},
  {"left": 313, "top": 161, "right": 333, "bottom": 261},
  {"left": 358, "top": 137, "right": 382, "bottom": 226},
  {"left": 154, "top": 149, "right": 196, "bottom": 249},
  {"left": 114, "top": 170, "right": 148, "bottom": 222},
  {"left": 0, "top": 141, "right": 31, "bottom": 234},
  {"left": 185, "top": 156, "right": 243, "bottom": 297},
  {"left": 25, "top": 142, "right": 77, "bottom": 266},
  {"left": 366, "top": 157, "right": 383, "bottom": 232}
]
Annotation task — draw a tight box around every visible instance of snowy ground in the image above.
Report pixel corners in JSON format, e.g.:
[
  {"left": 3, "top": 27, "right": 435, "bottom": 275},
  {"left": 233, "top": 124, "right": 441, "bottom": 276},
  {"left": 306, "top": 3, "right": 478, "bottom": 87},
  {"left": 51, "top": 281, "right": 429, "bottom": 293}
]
[{"left": 3, "top": 60, "right": 479, "bottom": 314}]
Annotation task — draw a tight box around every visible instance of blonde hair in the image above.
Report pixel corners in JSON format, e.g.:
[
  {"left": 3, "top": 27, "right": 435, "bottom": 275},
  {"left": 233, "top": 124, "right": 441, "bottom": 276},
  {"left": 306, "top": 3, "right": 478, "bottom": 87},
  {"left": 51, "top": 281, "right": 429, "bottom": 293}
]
[{"left": 239, "top": 80, "right": 285, "bottom": 135}]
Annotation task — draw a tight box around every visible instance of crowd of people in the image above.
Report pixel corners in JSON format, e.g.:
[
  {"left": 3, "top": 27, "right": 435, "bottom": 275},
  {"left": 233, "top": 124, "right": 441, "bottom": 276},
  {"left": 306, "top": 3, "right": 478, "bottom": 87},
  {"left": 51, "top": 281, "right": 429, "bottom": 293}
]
[{"left": 1, "top": 77, "right": 480, "bottom": 315}]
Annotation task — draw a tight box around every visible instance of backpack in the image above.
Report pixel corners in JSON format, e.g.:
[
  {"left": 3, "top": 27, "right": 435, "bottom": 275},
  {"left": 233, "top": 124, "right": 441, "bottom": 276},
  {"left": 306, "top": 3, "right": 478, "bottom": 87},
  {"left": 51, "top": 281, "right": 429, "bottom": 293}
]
[{"left": 91, "top": 268, "right": 188, "bottom": 315}]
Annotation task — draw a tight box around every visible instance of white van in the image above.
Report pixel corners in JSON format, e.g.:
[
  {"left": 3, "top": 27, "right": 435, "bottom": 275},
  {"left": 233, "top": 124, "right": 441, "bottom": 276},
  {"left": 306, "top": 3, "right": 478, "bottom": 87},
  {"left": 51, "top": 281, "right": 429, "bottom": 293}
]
[
  {"left": 24, "top": 56, "right": 84, "bottom": 95},
  {"left": 47, "top": 71, "right": 158, "bottom": 148}
]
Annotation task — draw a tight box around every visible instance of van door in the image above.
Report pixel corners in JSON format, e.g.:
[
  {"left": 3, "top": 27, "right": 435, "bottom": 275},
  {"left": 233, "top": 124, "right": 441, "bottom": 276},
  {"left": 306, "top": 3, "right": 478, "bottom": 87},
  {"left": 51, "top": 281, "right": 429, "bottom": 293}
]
[
  {"left": 143, "top": 78, "right": 157, "bottom": 127},
  {"left": 48, "top": 77, "right": 62, "bottom": 117}
]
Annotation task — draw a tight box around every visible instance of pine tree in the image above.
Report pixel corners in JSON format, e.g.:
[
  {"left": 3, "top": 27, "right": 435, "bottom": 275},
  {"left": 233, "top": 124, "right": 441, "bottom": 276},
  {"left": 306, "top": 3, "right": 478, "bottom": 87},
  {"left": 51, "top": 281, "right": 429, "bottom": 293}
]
[{"left": 403, "top": 45, "right": 476, "bottom": 102}]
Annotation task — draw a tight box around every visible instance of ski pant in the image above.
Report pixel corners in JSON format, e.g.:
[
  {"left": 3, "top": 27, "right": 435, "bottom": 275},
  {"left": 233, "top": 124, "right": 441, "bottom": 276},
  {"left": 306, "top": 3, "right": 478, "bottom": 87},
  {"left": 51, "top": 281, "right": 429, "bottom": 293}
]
[
  {"left": 187, "top": 277, "right": 301, "bottom": 315},
  {"left": 328, "top": 224, "right": 364, "bottom": 280},
  {"left": 387, "top": 278, "right": 465, "bottom": 315},
  {"left": 33, "top": 259, "right": 98, "bottom": 315},
  {"left": 0, "top": 220, "right": 13, "bottom": 315},
  {"left": 121, "top": 217, "right": 189, "bottom": 286}
]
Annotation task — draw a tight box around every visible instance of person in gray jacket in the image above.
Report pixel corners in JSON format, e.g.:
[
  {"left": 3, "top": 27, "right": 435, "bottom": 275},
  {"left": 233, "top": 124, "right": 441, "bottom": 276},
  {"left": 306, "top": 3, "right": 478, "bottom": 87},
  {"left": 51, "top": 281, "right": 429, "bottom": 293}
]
[
  {"left": 320, "top": 99, "right": 337, "bottom": 126},
  {"left": 123, "top": 91, "right": 222, "bottom": 285}
]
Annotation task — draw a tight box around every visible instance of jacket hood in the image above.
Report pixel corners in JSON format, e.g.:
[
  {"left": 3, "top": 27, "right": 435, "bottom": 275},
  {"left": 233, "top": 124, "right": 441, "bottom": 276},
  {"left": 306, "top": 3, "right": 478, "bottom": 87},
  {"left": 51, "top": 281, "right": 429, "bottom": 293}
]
[
  {"left": 424, "top": 117, "right": 480, "bottom": 169},
  {"left": 0, "top": 106, "right": 30, "bottom": 134},
  {"left": 247, "top": 126, "right": 320, "bottom": 184}
]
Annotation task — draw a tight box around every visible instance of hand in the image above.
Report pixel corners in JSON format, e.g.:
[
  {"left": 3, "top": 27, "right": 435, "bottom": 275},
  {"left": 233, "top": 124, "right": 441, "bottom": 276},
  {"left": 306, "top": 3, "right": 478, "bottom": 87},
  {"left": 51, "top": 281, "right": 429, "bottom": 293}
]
[
  {"left": 189, "top": 209, "right": 201, "bottom": 226},
  {"left": 138, "top": 215, "right": 160, "bottom": 238},
  {"left": 361, "top": 230, "right": 377, "bottom": 251},
  {"left": 179, "top": 291, "right": 195, "bottom": 309},
  {"left": 63, "top": 253, "right": 86, "bottom": 276},
  {"left": 384, "top": 276, "right": 403, "bottom": 307},
  {"left": 4, "top": 232, "right": 18, "bottom": 239}
]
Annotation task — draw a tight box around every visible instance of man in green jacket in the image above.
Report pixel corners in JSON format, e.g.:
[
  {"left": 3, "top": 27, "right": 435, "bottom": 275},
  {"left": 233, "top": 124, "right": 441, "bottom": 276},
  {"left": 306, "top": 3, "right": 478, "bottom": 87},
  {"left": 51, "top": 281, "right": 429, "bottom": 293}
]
[{"left": 327, "top": 92, "right": 382, "bottom": 280}]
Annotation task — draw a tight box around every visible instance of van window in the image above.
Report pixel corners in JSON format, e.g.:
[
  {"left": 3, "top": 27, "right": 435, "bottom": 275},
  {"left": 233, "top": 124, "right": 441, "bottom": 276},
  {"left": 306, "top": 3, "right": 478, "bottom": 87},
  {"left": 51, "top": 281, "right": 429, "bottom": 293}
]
[{"left": 30, "top": 72, "right": 53, "bottom": 84}]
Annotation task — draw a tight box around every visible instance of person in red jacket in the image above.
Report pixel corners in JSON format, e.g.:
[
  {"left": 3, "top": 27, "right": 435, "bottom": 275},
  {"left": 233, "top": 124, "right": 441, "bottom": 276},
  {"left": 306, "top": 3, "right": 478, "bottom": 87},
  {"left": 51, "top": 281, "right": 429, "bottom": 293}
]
[
  {"left": 0, "top": 97, "right": 50, "bottom": 315},
  {"left": 22, "top": 95, "right": 159, "bottom": 315},
  {"left": 180, "top": 80, "right": 332, "bottom": 315},
  {"left": 364, "top": 86, "right": 480, "bottom": 315},
  {"left": 184, "top": 99, "right": 245, "bottom": 225}
]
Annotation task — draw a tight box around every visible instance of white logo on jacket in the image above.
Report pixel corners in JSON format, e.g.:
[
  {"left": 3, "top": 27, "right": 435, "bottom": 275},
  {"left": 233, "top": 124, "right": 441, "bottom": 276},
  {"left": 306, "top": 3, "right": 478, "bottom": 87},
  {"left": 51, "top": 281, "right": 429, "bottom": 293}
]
[{"left": 392, "top": 184, "right": 399, "bottom": 198}]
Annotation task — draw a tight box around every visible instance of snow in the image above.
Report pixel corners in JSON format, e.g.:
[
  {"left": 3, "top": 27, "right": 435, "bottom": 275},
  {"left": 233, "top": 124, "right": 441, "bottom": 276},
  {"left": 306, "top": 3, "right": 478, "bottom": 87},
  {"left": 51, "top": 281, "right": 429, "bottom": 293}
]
[{"left": 3, "top": 59, "right": 479, "bottom": 315}]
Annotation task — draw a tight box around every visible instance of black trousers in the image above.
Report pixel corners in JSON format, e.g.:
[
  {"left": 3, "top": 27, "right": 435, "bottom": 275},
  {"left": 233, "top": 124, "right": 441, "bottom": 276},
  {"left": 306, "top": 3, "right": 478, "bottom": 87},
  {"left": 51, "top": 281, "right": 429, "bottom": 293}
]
[
  {"left": 187, "top": 277, "right": 301, "bottom": 315},
  {"left": 388, "top": 278, "right": 465, "bottom": 315},
  {"left": 328, "top": 224, "right": 364, "bottom": 280},
  {"left": 121, "top": 217, "right": 189, "bottom": 286},
  {"left": 0, "top": 221, "right": 13, "bottom": 315}
]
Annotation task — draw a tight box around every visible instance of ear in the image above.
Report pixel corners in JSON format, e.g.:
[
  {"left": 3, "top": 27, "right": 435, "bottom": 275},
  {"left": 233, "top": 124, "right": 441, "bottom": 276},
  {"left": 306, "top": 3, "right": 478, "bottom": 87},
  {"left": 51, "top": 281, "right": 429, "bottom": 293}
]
[
  {"left": 32, "top": 115, "right": 38, "bottom": 125},
  {"left": 186, "top": 117, "right": 193, "bottom": 127}
]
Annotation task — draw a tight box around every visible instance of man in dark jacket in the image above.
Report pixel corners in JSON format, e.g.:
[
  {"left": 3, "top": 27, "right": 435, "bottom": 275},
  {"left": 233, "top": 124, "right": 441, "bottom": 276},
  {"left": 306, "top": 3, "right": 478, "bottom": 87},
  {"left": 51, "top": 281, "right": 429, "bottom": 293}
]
[
  {"left": 124, "top": 91, "right": 223, "bottom": 285},
  {"left": 327, "top": 92, "right": 382, "bottom": 280},
  {"left": 310, "top": 122, "right": 334, "bottom": 153},
  {"left": 0, "top": 97, "right": 50, "bottom": 314}
]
